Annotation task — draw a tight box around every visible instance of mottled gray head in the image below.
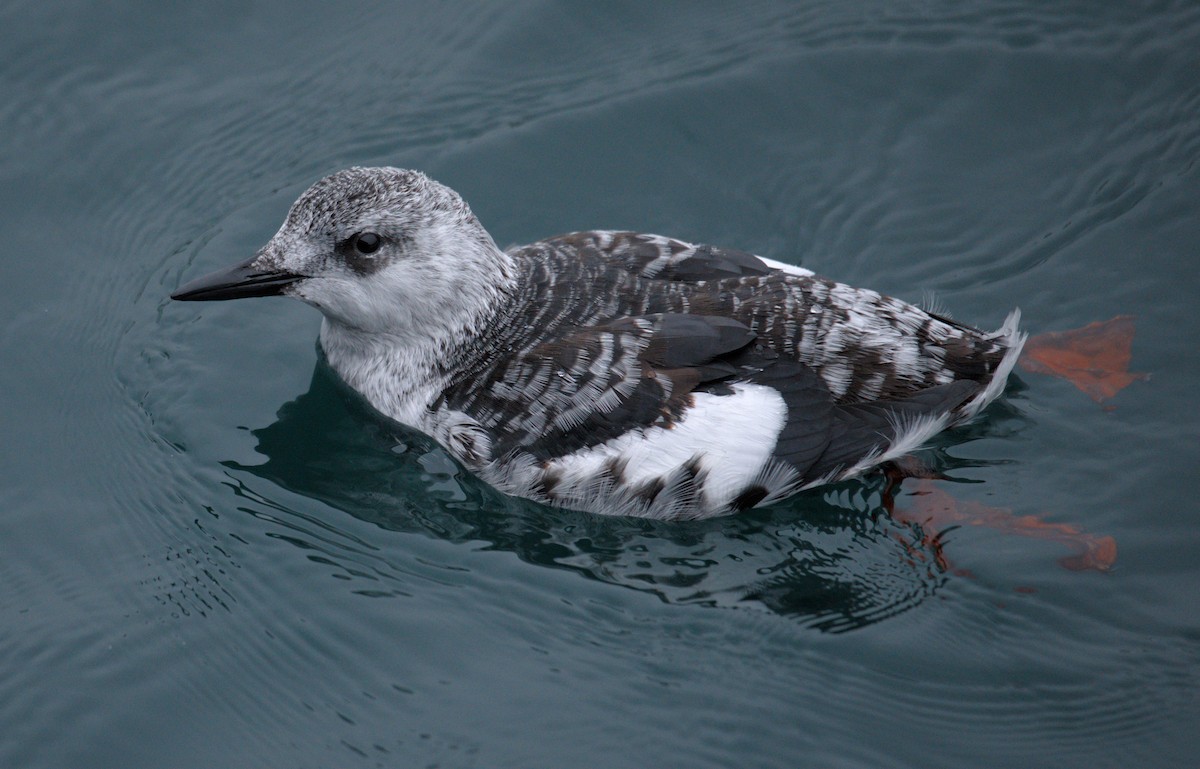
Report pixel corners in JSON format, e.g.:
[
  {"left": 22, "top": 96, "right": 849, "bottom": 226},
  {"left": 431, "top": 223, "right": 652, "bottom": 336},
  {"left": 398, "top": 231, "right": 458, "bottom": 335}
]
[{"left": 173, "top": 167, "right": 514, "bottom": 337}]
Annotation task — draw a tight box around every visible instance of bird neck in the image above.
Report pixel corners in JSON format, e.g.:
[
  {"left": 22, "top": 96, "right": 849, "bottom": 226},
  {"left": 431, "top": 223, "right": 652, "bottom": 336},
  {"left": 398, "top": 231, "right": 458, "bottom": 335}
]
[{"left": 317, "top": 261, "right": 518, "bottom": 428}]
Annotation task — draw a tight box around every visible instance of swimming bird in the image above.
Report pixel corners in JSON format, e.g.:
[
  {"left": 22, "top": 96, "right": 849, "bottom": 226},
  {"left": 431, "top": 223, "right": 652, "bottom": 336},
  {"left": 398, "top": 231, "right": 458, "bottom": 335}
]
[{"left": 172, "top": 167, "right": 1026, "bottom": 520}]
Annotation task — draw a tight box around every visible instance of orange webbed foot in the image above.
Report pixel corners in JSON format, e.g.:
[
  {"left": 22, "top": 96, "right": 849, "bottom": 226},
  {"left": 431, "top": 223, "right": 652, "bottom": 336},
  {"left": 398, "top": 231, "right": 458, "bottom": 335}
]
[
  {"left": 888, "top": 479, "right": 1117, "bottom": 573},
  {"left": 1019, "top": 315, "right": 1148, "bottom": 404}
]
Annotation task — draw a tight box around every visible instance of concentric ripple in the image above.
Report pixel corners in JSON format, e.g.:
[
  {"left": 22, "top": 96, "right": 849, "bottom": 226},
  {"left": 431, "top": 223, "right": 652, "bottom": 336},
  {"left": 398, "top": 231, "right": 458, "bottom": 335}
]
[{"left": 2, "top": 1, "right": 1199, "bottom": 767}]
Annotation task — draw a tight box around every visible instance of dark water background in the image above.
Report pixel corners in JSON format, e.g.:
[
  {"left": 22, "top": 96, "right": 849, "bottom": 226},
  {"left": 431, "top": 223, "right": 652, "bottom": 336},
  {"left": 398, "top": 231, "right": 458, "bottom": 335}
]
[{"left": 3, "top": 2, "right": 1199, "bottom": 767}]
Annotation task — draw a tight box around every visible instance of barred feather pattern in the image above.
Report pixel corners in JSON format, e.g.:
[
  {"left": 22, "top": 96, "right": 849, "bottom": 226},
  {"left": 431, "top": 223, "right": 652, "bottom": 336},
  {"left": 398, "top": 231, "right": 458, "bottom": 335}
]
[
  {"left": 441, "top": 231, "right": 1008, "bottom": 417},
  {"left": 416, "top": 230, "right": 1022, "bottom": 518}
]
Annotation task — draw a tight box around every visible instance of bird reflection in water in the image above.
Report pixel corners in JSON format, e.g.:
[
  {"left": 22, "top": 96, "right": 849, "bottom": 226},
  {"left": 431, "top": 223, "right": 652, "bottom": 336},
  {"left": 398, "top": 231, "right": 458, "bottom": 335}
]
[
  {"left": 224, "top": 362, "right": 956, "bottom": 633},
  {"left": 226, "top": 313, "right": 1138, "bottom": 630}
]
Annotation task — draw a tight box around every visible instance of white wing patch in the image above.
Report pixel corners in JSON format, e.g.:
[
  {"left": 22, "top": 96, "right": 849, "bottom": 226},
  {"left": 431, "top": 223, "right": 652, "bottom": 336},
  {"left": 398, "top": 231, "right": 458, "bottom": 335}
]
[{"left": 545, "top": 383, "right": 787, "bottom": 512}]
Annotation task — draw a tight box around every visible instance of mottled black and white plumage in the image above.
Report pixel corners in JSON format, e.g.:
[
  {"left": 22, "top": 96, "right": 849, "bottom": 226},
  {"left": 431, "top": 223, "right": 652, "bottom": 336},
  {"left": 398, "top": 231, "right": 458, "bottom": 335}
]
[{"left": 172, "top": 167, "right": 1026, "bottom": 520}]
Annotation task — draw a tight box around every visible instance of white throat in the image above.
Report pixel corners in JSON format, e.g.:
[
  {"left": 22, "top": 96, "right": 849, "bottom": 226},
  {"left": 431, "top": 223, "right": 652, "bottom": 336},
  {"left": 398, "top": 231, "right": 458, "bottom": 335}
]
[
  {"left": 320, "top": 257, "right": 516, "bottom": 427},
  {"left": 318, "top": 292, "right": 498, "bottom": 429}
]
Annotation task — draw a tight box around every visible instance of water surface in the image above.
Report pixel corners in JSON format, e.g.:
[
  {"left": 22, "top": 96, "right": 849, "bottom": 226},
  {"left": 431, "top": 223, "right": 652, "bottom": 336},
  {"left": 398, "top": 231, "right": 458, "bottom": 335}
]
[{"left": 2, "top": 2, "right": 1198, "bottom": 767}]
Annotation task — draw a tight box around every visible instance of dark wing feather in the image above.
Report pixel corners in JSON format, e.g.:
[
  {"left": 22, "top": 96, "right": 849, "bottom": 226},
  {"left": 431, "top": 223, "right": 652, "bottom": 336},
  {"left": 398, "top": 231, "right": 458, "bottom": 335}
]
[
  {"left": 722, "top": 349, "right": 981, "bottom": 485},
  {"left": 640, "top": 314, "right": 754, "bottom": 368},
  {"left": 805, "top": 379, "right": 981, "bottom": 481}
]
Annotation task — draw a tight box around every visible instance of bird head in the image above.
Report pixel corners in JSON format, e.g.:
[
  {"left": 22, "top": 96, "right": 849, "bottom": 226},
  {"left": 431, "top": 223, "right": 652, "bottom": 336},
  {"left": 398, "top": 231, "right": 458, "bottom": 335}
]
[{"left": 172, "top": 167, "right": 513, "bottom": 339}]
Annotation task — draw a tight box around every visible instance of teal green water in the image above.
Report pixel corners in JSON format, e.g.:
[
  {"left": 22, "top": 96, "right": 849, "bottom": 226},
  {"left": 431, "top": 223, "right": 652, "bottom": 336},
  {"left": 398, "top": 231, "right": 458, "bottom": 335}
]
[{"left": 3, "top": 3, "right": 1199, "bottom": 767}]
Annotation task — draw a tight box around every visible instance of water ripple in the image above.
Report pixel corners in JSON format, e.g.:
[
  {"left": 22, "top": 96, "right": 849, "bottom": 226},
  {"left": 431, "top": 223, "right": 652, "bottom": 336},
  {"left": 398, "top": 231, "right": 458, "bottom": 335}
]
[{"left": 3, "top": 2, "right": 1196, "bottom": 765}]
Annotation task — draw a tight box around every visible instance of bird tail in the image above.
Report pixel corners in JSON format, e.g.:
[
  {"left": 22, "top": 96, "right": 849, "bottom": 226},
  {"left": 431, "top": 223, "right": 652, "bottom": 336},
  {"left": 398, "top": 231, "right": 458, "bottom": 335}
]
[{"left": 959, "top": 308, "right": 1027, "bottom": 421}]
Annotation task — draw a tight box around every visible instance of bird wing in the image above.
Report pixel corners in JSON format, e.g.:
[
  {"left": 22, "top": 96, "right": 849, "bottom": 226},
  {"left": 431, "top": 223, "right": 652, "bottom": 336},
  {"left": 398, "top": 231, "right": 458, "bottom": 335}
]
[
  {"left": 440, "top": 313, "right": 758, "bottom": 461},
  {"left": 443, "top": 308, "right": 980, "bottom": 490},
  {"left": 718, "top": 347, "right": 980, "bottom": 490}
]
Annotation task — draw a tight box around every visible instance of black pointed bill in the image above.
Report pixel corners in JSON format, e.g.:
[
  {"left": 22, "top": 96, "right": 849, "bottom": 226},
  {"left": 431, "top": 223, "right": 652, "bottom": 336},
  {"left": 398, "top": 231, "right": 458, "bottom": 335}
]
[{"left": 171, "top": 257, "right": 303, "bottom": 301}]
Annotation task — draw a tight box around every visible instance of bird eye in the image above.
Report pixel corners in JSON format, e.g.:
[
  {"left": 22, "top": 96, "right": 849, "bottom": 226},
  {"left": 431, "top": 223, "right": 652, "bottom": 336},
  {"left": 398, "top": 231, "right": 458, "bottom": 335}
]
[{"left": 353, "top": 232, "right": 381, "bottom": 255}]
